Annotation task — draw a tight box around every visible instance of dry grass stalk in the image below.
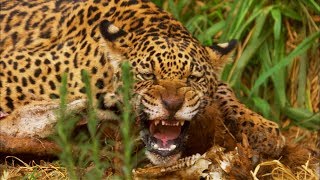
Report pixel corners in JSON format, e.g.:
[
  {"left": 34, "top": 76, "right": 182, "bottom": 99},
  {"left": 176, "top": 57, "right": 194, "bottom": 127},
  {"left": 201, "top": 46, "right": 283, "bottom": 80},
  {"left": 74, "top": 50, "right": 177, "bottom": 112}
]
[
  {"left": 308, "top": 48, "right": 319, "bottom": 112},
  {"left": 288, "top": 57, "right": 300, "bottom": 108},
  {"left": 251, "top": 158, "right": 319, "bottom": 180},
  {"left": 0, "top": 156, "right": 68, "bottom": 180}
]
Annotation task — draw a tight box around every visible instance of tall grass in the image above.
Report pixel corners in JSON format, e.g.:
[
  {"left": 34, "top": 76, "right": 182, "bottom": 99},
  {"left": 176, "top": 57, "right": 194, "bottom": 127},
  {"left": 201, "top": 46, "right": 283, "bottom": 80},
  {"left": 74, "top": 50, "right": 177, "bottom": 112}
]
[
  {"left": 55, "top": 72, "right": 106, "bottom": 179},
  {"left": 55, "top": 73, "right": 78, "bottom": 179},
  {"left": 55, "top": 62, "right": 136, "bottom": 179},
  {"left": 155, "top": 0, "right": 320, "bottom": 130},
  {"left": 119, "top": 62, "right": 135, "bottom": 180}
]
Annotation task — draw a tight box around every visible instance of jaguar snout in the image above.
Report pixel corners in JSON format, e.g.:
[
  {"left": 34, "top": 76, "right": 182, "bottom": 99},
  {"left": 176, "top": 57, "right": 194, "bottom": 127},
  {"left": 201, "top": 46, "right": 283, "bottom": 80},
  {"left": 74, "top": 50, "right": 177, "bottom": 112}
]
[
  {"left": 161, "top": 94, "right": 184, "bottom": 118},
  {"left": 138, "top": 82, "right": 201, "bottom": 165}
]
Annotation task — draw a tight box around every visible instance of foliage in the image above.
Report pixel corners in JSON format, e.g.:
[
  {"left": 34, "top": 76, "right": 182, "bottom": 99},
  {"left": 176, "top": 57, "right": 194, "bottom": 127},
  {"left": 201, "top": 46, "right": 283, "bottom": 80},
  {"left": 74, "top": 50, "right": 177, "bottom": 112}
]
[
  {"left": 54, "top": 62, "right": 137, "bottom": 179},
  {"left": 118, "top": 61, "right": 136, "bottom": 180},
  {"left": 155, "top": 0, "right": 320, "bottom": 130},
  {"left": 55, "top": 72, "right": 106, "bottom": 179}
]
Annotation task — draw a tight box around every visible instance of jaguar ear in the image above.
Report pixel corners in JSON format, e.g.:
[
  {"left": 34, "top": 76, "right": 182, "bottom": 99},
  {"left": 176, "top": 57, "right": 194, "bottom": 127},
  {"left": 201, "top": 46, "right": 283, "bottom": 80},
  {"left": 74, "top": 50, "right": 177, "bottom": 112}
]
[
  {"left": 99, "top": 20, "right": 131, "bottom": 69},
  {"left": 206, "top": 39, "right": 237, "bottom": 71},
  {"left": 100, "top": 20, "right": 127, "bottom": 42}
]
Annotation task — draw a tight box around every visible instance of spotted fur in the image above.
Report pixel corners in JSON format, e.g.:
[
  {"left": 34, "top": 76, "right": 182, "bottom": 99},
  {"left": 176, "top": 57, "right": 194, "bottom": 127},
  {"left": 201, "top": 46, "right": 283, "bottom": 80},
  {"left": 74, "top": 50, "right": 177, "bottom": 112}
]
[
  {"left": 0, "top": 0, "right": 284, "bottom": 164},
  {"left": 214, "top": 83, "right": 285, "bottom": 156}
]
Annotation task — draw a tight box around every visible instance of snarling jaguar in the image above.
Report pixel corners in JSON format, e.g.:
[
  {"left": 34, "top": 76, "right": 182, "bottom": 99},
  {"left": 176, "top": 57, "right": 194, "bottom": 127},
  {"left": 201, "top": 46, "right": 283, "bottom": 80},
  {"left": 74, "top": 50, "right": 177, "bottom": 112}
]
[{"left": 0, "top": 0, "right": 285, "bottom": 165}]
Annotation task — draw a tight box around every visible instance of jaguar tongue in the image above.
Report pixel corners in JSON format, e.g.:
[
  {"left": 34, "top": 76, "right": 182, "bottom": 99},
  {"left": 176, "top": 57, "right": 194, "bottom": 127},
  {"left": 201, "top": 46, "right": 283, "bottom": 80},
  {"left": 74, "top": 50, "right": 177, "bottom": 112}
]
[{"left": 150, "top": 122, "right": 181, "bottom": 146}]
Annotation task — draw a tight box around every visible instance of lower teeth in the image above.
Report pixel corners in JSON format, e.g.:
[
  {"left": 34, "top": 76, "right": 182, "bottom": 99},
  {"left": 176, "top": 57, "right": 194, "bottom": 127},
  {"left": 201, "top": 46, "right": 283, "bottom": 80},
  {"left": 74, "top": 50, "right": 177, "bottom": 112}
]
[
  {"left": 152, "top": 144, "right": 177, "bottom": 151},
  {"left": 153, "top": 144, "right": 159, "bottom": 149}
]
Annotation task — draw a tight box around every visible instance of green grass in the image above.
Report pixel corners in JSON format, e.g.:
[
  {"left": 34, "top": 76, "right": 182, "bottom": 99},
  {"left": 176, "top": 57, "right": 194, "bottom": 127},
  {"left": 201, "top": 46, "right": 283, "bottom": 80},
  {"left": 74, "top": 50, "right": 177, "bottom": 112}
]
[
  {"left": 55, "top": 73, "right": 78, "bottom": 179},
  {"left": 54, "top": 62, "right": 137, "bottom": 179},
  {"left": 155, "top": 0, "right": 320, "bottom": 130},
  {"left": 119, "top": 62, "right": 135, "bottom": 180}
]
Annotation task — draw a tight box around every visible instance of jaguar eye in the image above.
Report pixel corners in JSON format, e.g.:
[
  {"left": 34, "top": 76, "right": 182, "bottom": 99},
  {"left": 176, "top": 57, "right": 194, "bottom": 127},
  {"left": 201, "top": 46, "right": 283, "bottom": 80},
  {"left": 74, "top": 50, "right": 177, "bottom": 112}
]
[
  {"left": 141, "top": 73, "right": 155, "bottom": 80},
  {"left": 188, "top": 75, "right": 200, "bottom": 82}
]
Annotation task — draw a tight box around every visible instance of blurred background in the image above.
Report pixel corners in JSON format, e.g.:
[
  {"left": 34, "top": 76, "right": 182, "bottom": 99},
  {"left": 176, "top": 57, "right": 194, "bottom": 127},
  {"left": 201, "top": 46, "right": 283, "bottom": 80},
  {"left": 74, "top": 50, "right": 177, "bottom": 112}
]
[{"left": 153, "top": 0, "right": 320, "bottom": 130}]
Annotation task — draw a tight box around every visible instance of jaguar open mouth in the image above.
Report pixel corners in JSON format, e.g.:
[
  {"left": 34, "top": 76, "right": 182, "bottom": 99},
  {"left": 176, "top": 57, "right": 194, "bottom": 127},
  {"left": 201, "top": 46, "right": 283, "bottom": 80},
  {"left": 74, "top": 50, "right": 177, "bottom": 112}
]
[{"left": 140, "top": 114, "right": 190, "bottom": 157}]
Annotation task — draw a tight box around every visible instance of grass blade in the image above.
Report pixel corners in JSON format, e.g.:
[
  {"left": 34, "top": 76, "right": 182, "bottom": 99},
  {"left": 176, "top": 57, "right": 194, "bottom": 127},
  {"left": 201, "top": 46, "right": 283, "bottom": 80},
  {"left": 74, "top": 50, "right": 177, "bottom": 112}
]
[
  {"left": 120, "top": 61, "right": 135, "bottom": 180},
  {"left": 250, "top": 31, "right": 320, "bottom": 94}
]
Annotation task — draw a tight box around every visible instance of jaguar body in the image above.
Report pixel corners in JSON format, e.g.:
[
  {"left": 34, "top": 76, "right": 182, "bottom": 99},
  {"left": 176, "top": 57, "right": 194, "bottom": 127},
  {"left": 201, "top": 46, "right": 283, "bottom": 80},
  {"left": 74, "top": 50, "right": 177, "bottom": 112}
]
[{"left": 0, "top": 0, "right": 285, "bottom": 165}]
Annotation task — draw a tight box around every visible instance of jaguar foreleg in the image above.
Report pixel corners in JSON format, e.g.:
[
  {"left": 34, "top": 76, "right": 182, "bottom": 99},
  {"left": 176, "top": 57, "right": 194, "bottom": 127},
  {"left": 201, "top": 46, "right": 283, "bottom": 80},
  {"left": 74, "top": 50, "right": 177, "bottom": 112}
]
[{"left": 214, "top": 83, "right": 285, "bottom": 157}]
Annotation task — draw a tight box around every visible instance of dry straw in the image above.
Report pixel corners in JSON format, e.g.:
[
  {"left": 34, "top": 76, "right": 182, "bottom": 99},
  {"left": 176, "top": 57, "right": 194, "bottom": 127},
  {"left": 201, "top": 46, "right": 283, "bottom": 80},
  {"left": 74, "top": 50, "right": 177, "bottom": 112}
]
[
  {"left": 1, "top": 156, "right": 68, "bottom": 180},
  {"left": 251, "top": 158, "right": 319, "bottom": 180}
]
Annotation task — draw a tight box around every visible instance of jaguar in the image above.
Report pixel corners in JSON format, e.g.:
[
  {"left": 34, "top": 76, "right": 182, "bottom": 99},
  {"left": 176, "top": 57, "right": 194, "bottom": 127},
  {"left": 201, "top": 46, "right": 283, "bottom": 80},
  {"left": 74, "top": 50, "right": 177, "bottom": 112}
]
[{"left": 0, "top": 0, "right": 285, "bottom": 165}]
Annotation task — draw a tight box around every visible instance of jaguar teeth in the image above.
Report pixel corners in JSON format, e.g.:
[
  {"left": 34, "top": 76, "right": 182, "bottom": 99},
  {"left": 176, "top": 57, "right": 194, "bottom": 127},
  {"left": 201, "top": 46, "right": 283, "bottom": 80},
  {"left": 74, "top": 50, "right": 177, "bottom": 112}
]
[
  {"left": 153, "top": 144, "right": 159, "bottom": 149},
  {"left": 153, "top": 120, "right": 186, "bottom": 126},
  {"left": 170, "top": 144, "right": 176, "bottom": 150},
  {"left": 154, "top": 120, "right": 160, "bottom": 126},
  {"left": 180, "top": 121, "right": 185, "bottom": 126},
  {"left": 153, "top": 144, "right": 177, "bottom": 151}
]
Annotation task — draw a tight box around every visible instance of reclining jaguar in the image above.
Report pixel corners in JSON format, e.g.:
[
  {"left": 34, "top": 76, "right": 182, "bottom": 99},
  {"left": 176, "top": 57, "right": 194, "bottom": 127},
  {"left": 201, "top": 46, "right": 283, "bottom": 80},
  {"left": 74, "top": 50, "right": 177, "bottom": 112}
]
[{"left": 0, "top": 0, "right": 285, "bottom": 165}]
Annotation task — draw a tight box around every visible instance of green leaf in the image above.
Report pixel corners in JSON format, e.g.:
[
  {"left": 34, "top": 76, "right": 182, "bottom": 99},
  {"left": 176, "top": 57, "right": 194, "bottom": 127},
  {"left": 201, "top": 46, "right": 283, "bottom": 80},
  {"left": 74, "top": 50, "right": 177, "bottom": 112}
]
[
  {"left": 271, "top": 29, "right": 287, "bottom": 109},
  {"left": 252, "top": 96, "right": 271, "bottom": 119},
  {"left": 280, "top": 6, "right": 302, "bottom": 21},
  {"left": 198, "top": 21, "right": 225, "bottom": 45},
  {"left": 297, "top": 52, "right": 308, "bottom": 107},
  {"left": 168, "top": 0, "right": 179, "bottom": 20},
  {"left": 250, "top": 31, "right": 320, "bottom": 95},
  {"left": 301, "top": 0, "right": 320, "bottom": 14},
  {"left": 185, "top": 15, "right": 206, "bottom": 34},
  {"left": 284, "top": 107, "right": 313, "bottom": 120},
  {"left": 271, "top": 8, "right": 281, "bottom": 40},
  {"left": 284, "top": 107, "right": 320, "bottom": 130},
  {"left": 151, "top": 0, "right": 164, "bottom": 7},
  {"left": 229, "top": 0, "right": 255, "bottom": 38},
  {"left": 228, "top": 11, "right": 272, "bottom": 86}
]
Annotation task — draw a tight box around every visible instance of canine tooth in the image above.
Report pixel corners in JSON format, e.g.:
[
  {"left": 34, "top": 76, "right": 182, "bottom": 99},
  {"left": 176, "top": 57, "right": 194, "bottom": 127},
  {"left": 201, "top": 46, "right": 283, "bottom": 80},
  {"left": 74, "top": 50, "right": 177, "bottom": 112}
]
[
  {"left": 180, "top": 121, "right": 185, "bottom": 126},
  {"left": 169, "top": 144, "right": 176, "bottom": 150},
  {"left": 154, "top": 120, "right": 160, "bottom": 126},
  {"left": 153, "top": 144, "right": 159, "bottom": 149},
  {"left": 162, "top": 121, "right": 165, "bottom": 125}
]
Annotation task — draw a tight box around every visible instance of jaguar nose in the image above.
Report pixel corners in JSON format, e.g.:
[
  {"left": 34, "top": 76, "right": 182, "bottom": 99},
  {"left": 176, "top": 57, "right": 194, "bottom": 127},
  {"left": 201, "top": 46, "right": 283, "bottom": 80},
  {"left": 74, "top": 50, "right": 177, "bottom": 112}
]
[{"left": 162, "top": 95, "right": 184, "bottom": 116}]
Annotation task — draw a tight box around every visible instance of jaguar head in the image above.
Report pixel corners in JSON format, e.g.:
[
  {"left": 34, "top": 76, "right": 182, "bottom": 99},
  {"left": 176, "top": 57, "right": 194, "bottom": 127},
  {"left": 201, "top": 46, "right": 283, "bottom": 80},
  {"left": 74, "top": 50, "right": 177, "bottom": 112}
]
[{"left": 99, "top": 20, "right": 236, "bottom": 165}]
